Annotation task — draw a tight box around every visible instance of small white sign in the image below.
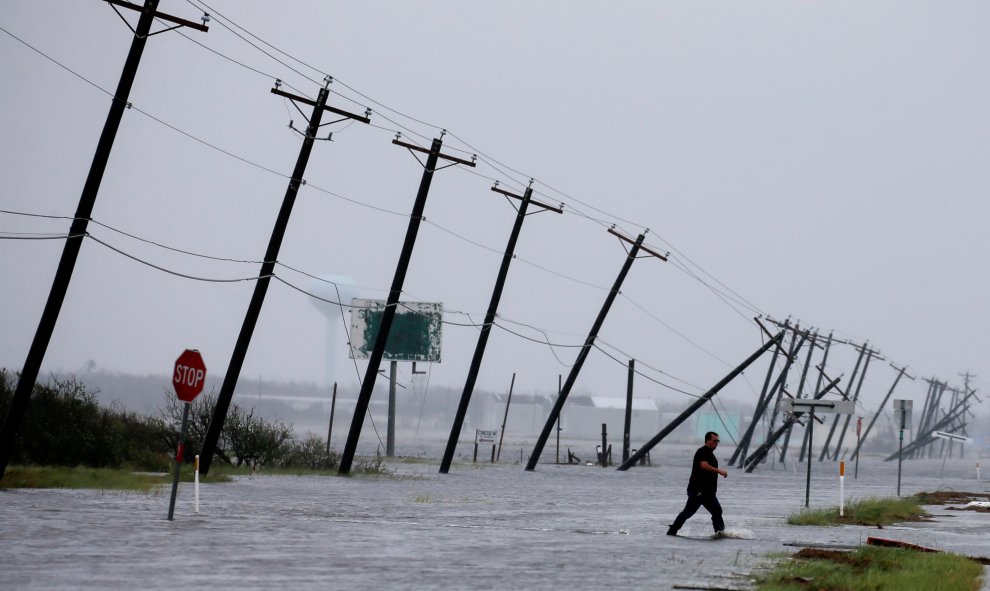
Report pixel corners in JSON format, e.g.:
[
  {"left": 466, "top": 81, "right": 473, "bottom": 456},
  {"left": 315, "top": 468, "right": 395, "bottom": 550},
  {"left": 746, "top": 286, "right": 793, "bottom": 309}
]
[
  {"left": 780, "top": 398, "right": 855, "bottom": 415},
  {"left": 932, "top": 430, "right": 971, "bottom": 444},
  {"left": 475, "top": 429, "right": 497, "bottom": 444}
]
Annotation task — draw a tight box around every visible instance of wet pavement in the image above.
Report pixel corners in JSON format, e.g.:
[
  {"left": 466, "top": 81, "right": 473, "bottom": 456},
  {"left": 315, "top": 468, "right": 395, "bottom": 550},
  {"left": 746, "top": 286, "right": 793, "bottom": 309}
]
[{"left": 2, "top": 442, "right": 989, "bottom": 590}]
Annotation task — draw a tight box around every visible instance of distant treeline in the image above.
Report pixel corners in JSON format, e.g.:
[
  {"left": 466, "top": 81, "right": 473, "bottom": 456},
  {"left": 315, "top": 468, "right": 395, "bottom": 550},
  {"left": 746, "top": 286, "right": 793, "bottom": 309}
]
[{"left": 0, "top": 368, "right": 343, "bottom": 471}]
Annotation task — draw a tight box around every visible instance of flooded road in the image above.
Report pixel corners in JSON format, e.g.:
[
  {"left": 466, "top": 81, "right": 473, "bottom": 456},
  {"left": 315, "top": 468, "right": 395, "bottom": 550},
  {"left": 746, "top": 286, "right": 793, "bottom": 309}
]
[{"left": 3, "top": 443, "right": 989, "bottom": 590}]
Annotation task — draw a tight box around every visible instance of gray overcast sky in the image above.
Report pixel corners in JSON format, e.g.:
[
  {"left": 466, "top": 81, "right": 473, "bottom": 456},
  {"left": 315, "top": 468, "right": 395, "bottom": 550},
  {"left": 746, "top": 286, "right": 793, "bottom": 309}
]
[{"left": 1, "top": 1, "right": 987, "bottom": 413}]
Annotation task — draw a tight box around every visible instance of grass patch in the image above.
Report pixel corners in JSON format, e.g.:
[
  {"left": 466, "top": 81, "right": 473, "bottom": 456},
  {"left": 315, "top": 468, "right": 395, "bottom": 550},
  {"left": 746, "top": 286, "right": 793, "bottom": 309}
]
[
  {"left": 914, "top": 490, "right": 990, "bottom": 505},
  {"left": 0, "top": 466, "right": 172, "bottom": 492},
  {"left": 755, "top": 545, "right": 982, "bottom": 591},
  {"left": 787, "top": 496, "right": 929, "bottom": 526}
]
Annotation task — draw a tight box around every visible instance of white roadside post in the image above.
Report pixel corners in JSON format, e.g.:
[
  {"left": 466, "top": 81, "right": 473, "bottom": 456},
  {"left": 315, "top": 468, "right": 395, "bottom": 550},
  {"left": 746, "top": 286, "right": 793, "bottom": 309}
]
[{"left": 839, "top": 461, "right": 845, "bottom": 516}]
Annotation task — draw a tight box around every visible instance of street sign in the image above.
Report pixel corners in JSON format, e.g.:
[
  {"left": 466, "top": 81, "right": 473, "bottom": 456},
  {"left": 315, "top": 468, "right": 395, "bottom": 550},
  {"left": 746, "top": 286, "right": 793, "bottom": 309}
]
[
  {"left": 780, "top": 398, "right": 854, "bottom": 415},
  {"left": 475, "top": 429, "right": 497, "bottom": 444},
  {"left": 932, "top": 430, "right": 972, "bottom": 444},
  {"left": 173, "top": 349, "right": 206, "bottom": 402},
  {"left": 349, "top": 299, "right": 443, "bottom": 362},
  {"left": 893, "top": 399, "right": 912, "bottom": 431}
]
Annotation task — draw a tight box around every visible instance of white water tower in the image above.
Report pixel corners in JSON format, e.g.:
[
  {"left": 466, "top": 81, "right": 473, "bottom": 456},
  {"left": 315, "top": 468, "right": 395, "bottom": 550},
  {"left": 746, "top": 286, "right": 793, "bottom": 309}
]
[{"left": 307, "top": 273, "right": 359, "bottom": 387}]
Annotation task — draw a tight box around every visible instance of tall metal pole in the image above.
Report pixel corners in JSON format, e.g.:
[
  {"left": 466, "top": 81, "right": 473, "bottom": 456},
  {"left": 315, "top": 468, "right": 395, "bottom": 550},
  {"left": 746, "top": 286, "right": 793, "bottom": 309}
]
[
  {"left": 387, "top": 360, "right": 397, "bottom": 457},
  {"left": 618, "top": 331, "right": 784, "bottom": 471},
  {"left": 0, "top": 0, "right": 168, "bottom": 478},
  {"left": 495, "top": 373, "right": 515, "bottom": 463},
  {"left": 525, "top": 233, "right": 646, "bottom": 471},
  {"left": 200, "top": 86, "right": 332, "bottom": 475},
  {"left": 339, "top": 138, "right": 443, "bottom": 474},
  {"left": 440, "top": 185, "right": 545, "bottom": 473},
  {"left": 623, "top": 359, "right": 634, "bottom": 463}
]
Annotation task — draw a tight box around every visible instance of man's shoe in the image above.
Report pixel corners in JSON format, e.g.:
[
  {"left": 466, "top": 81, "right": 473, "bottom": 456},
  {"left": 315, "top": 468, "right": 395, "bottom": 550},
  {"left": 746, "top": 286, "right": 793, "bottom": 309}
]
[
  {"left": 666, "top": 528, "right": 677, "bottom": 536},
  {"left": 713, "top": 530, "right": 726, "bottom": 538}
]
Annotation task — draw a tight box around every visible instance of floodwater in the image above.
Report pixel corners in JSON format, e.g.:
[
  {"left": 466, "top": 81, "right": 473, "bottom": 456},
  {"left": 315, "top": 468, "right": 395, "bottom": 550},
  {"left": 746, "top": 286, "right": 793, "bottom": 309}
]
[{"left": 3, "top": 442, "right": 989, "bottom": 590}]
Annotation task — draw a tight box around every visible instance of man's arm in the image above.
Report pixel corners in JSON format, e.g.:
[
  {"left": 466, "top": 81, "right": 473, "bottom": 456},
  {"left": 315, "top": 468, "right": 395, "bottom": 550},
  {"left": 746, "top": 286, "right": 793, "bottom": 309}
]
[{"left": 700, "top": 461, "right": 728, "bottom": 478}]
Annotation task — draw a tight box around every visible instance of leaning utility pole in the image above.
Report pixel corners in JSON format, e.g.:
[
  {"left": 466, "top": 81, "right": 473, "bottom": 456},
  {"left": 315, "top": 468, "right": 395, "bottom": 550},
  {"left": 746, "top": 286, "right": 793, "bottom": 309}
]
[
  {"left": 729, "top": 319, "right": 788, "bottom": 467},
  {"left": 818, "top": 341, "right": 868, "bottom": 461},
  {"left": 830, "top": 345, "right": 882, "bottom": 459},
  {"left": 439, "top": 182, "right": 562, "bottom": 474},
  {"left": 778, "top": 331, "right": 818, "bottom": 463},
  {"left": 526, "top": 229, "right": 667, "bottom": 471},
  {"left": 339, "top": 134, "right": 476, "bottom": 474},
  {"left": 849, "top": 364, "right": 912, "bottom": 462},
  {"left": 199, "top": 81, "right": 370, "bottom": 474},
  {"left": 618, "top": 331, "right": 785, "bottom": 471},
  {"left": 800, "top": 331, "right": 834, "bottom": 461},
  {"left": 0, "top": 0, "right": 208, "bottom": 479}
]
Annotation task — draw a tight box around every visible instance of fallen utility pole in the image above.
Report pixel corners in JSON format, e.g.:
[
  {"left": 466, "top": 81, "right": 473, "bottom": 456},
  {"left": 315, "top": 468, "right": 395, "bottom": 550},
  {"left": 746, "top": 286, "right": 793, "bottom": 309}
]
[
  {"left": 618, "top": 331, "right": 784, "bottom": 471},
  {"left": 778, "top": 330, "right": 818, "bottom": 463},
  {"left": 884, "top": 392, "right": 977, "bottom": 462},
  {"left": 0, "top": 0, "right": 209, "bottom": 479},
  {"left": 526, "top": 229, "right": 667, "bottom": 471},
  {"left": 750, "top": 327, "right": 809, "bottom": 463},
  {"left": 729, "top": 319, "right": 789, "bottom": 466},
  {"left": 339, "top": 134, "right": 476, "bottom": 474},
  {"left": 743, "top": 374, "right": 842, "bottom": 472},
  {"left": 830, "top": 345, "right": 882, "bottom": 459},
  {"left": 199, "top": 82, "right": 370, "bottom": 474},
  {"left": 800, "top": 331, "right": 835, "bottom": 462},
  {"left": 819, "top": 341, "right": 868, "bottom": 461},
  {"left": 439, "top": 182, "right": 562, "bottom": 474},
  {"left": 735, "top": 328, "right": 807, "bottom": 468}
]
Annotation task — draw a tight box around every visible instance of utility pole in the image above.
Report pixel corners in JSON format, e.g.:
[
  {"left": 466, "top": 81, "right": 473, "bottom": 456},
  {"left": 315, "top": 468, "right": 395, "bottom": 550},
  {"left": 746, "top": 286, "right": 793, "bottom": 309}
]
[
  {"left": 623, "top": 359, "right": 635, "bottom": 463},
  {"left": 495, "top": 373, "right": 515, "bottom": 463},
  {"left": 439, "top": 182, "right": 562, "bottom": 474},
  {"left": 729, "top": 319, "right": 788, "bottom": 467},
  {"left": 800, "top": 331, "right": 834, "bottom": 462},
  {"left": 819, "top": 341, "right": 868, "bottom": 461},
  {"left": 199, "top": 81, "right": 370, "bottom": 474},
  {"left": 619, "top": 331, "right": 784, "bottom": 471},
  {"left": 526, "top": 229, "right": 668, "bottom": 471},
  {"left": 831, "top": 345, "right": 882, "bottom": 459},
  {"left": 850, "top": 364, "right": 912, "bottom": 462},
  {"left": 736, "top": 329, "right": 808, "bottom": 468},
  {"left": 778, "top": 331, "right": 818, "bottom": 463},
  {"left": 339, "top": 134, "right": 476, "bottom": 474},
  {"left": 0, "top": 0, "right": 208, "bottom": 479}
]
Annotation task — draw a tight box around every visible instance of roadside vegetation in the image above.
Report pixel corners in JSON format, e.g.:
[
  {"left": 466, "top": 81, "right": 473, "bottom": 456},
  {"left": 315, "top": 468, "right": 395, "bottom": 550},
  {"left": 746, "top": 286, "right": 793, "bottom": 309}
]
[
  {"left": 755, "top": 545, "right": 982, "bottom": 591},
  {"left": 0, "top": 369, "right": 388, "bottom": 490},
  {"left": 787, "top": 496, "right": 929, "bottom": 526}
]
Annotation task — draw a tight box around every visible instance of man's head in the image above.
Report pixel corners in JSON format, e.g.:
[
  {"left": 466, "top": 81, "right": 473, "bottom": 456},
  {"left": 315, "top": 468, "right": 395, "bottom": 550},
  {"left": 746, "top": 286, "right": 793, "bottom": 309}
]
[{"left": 705, "top": 431, "right": 720, "bottom": 449}]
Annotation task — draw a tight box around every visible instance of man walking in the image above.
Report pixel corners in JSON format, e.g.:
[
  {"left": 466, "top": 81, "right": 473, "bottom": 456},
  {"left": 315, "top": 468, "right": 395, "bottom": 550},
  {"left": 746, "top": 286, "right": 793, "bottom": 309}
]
[{"left": 667, "top": 431, "right": 727, "bottom": 536}]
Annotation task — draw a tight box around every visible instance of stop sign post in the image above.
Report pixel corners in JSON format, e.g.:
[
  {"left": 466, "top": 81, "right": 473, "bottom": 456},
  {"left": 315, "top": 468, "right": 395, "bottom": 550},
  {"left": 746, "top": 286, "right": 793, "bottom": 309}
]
[{"left": 168, "top": 349, "right": 206, "bottom": 521}]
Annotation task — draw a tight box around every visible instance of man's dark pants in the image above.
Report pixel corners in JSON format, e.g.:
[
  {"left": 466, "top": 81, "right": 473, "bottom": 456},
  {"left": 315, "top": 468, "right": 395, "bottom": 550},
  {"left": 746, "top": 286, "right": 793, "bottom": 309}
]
[{"left": 668, "top": 490, "right": 724, "bottom": 534}]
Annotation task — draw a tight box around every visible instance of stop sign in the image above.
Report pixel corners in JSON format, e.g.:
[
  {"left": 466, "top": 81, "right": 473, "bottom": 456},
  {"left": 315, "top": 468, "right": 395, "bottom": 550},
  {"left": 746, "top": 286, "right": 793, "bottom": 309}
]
[{"left": 173, "top": 349, "right": 206, "bottom": 402}]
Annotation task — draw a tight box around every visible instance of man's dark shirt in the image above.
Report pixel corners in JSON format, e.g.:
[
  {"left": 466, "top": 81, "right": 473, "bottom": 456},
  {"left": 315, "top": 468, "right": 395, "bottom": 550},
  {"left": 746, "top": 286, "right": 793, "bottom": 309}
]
[{"left": 686, "top": 445, "right": 718, "bottom": 494}]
